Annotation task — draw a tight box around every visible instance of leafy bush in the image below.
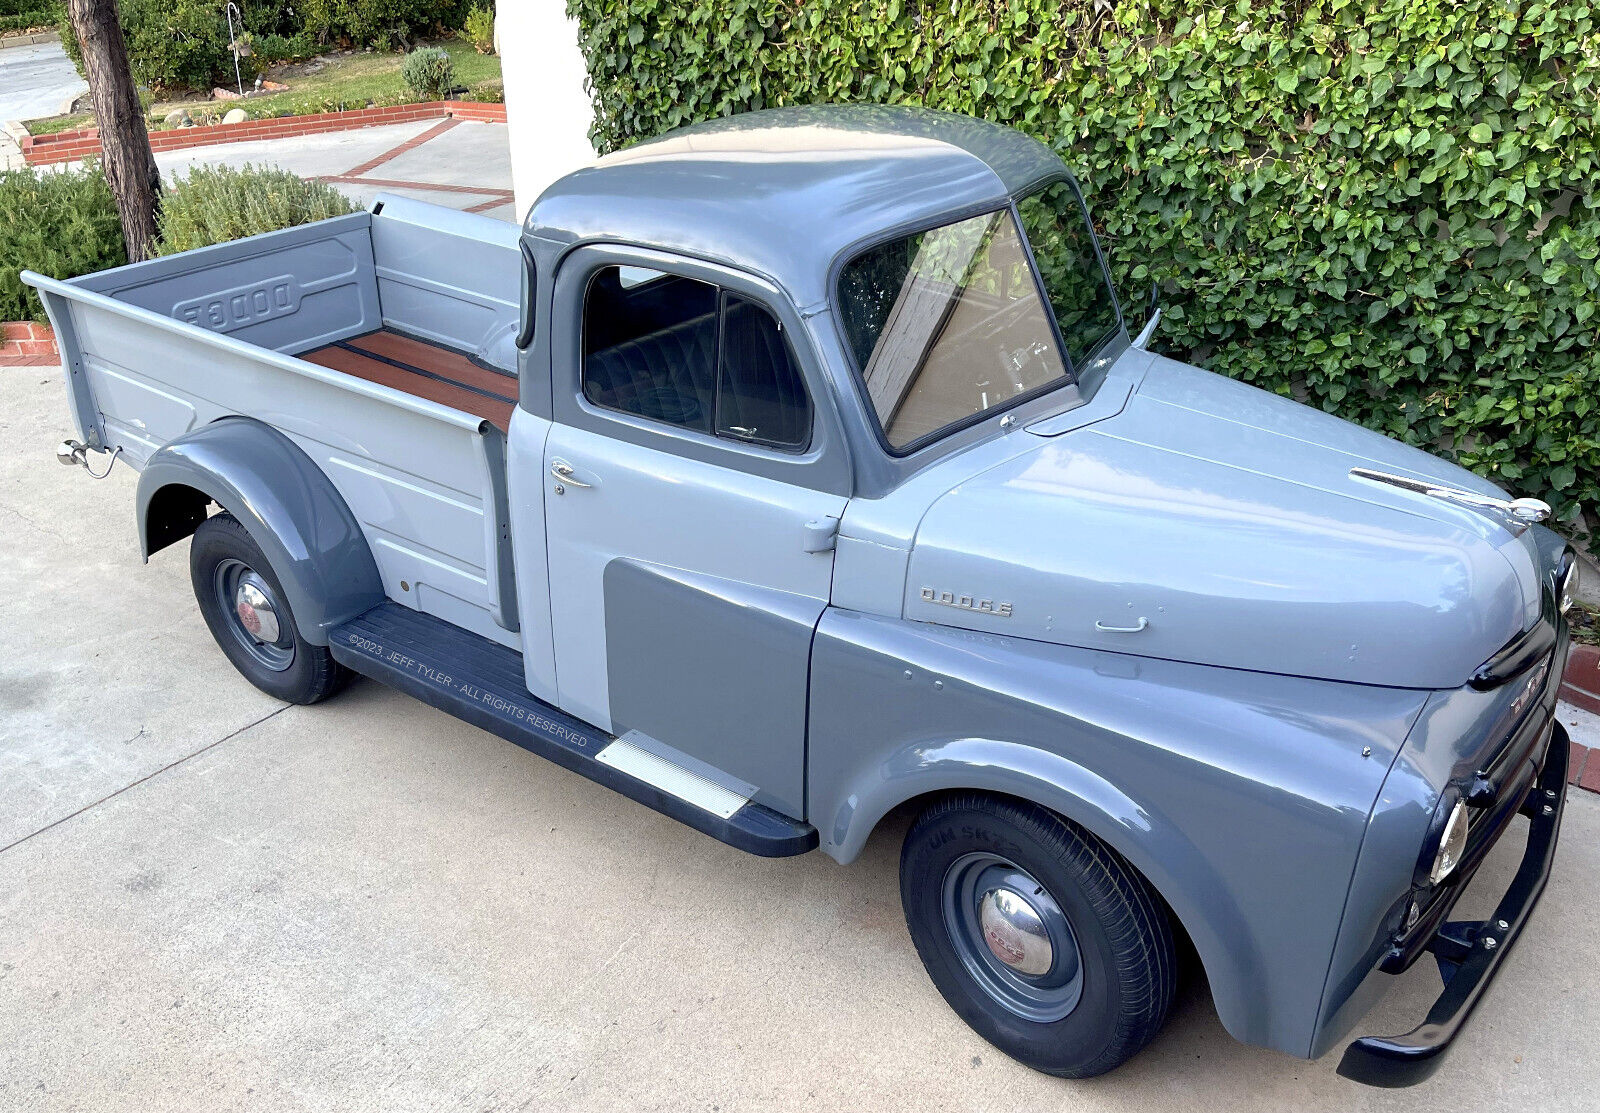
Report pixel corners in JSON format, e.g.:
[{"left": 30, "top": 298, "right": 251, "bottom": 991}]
[
  {"left": 252, "top": 31, "right": 316, "bottom": 67},
  {"left": 0, "top": 3, "right": 58, "bottom": 35},
  {"left": 401, "top": 45, "right": 454, "bottom": 98},
  {"left": 58, "top": 0, "right": 298, "bottom": 92},
  {"left": 568, "top": 0, "right": 1600, "bottom": 535},
  {"left": 463, "top": 78, "right": 503, "bottom": 103},
  {"left": 0, "top": 166, "right": 126, "bottom": 323},
  {"left": 462, "top": 3, "right": 495, "bottom": 53},
  {"left": 297, "top": 0, "right": 472, "bottom": 49},
  {"left": 157, "top": 164, "right": 355, "bottom": 256}
]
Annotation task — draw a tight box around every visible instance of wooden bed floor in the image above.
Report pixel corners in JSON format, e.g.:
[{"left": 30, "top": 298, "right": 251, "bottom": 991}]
[{"left": 300, "top": 329, "right": 517, "bottom": 431}]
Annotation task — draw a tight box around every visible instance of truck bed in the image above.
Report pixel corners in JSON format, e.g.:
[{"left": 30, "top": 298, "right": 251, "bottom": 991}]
[
  {"left": 300, "top": 328, "right": 518, "bottom": 431},
  {"left": 23, "top": 196, "right": 525, "bottom": 649}
]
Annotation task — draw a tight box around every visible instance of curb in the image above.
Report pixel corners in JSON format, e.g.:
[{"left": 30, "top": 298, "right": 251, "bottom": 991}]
[
  {"left": 0, "top": 30, "right": 58, "bottom": 50},
  {"left": 0, "top": 321, "right": 56, "bottom": 365},
  {"left": 17, "top": 100, "right": 507, "bottom": 166}
]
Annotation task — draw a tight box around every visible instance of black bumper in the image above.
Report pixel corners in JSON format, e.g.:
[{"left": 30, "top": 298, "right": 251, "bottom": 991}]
[{"left": 1337, "top": 720, "right": 1569, "bottom": 1088}]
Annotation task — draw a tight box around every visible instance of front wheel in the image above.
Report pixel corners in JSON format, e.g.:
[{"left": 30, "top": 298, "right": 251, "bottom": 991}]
[
  {"left": 900, "top": 794, "right": 1175, "bottom": 1078},
  {"left": 190, "top": 512, "right": 350, "bottom": 705}
]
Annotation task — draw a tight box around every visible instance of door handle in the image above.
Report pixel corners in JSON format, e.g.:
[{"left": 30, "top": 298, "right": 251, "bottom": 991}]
[
  {"left": 550, "top": 460, "right": 592, "bottom": 489},
  {"left": 1095, "top": 617, "right": 1148, "bottom": 634}
]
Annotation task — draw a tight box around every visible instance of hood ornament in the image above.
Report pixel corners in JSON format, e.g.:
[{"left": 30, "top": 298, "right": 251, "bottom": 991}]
[{"left": 1350, "top": 467, "right": 1551, "bottom": 536}]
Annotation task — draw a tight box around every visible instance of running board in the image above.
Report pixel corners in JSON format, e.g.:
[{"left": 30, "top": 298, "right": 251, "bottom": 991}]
[{"left": 329, "top": 603, "right": 818, "bottom": 857}]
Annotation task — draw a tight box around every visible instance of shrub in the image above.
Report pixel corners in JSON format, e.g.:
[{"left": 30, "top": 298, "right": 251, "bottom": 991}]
[
  {"left": 568, "top": 0, "right": 1600, "bottom": 536},
  {"left": 297, "top": 0, "right": 472, "bottom": 49},
  {"left": 252, "top": 31, "right": 315, "bottom": 67},
  {"left": 157, "top": 165, "right": 355, "bottom": 256},
  {"left": 401, "top": 45, "right": 454, "bottom": 99},
  {"left": 462, "top": 3, "right": 494, "bottom": 54},
  {"left": 0, "top": 4, "right": 57, "bottom": 35},
  {"left": 0, "top": 166, "right": 126, "bottom": 323},
  {"left": 58, "top": 0, "right": 298, "bottom": 92}
]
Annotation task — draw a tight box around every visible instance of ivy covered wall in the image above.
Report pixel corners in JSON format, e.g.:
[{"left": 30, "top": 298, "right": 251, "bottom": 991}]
[{"left": 565, "top": 0, "right": 1598, "bottom": 535}]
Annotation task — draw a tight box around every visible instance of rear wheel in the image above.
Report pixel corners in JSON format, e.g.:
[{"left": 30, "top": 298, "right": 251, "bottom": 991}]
[
  {"left": 900, "top": 793, "right": 1175, "bottom": 1078},
  {"left": 190, "top": 512, "right": 349, "bottom": 704}
]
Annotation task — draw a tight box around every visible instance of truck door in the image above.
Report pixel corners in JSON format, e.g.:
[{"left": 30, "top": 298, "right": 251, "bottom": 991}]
[{"left": 541, "top": 248, "right": 851, "bottom": 820}]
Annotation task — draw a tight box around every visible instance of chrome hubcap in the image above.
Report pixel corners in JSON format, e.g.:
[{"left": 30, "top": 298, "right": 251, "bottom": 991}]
[
  {"left": 234, "top": 580, "right": 281, "bottom": 645},
  {"left": 213, "top": 559, "right": 294, "bottom": 672},
  {"left": 978, "top": 887, "right": 1053, "bottom": 976},
  {"left": 942, "top": 853, "right": 1082, "bottom": 1022}
]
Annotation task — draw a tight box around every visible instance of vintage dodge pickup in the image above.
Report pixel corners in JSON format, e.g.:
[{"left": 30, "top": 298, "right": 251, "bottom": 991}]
[{"left": 26, "top": 106, "right": 1577, "bottom": 1086}]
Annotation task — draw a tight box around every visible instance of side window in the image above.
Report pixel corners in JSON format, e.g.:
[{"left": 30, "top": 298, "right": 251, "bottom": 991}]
[
  {"left": 716, "top": 294, "right": 811, "bottom": 449},
  {"left": 582, "top": 266, "right": 812, "bottom": 451},
  {"left": 583, "top": 266, "right": 719, "bottom": 433}
]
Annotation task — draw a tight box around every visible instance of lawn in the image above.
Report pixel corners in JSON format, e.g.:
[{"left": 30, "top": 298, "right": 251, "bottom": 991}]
[{"left": 25, "top": 39, "right": 500, "bottom": 136}]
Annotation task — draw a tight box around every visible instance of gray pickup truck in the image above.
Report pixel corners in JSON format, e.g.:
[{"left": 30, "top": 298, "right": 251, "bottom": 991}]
[{"left": 27, "top": 106, "right": 1577, "bottom": 1087}]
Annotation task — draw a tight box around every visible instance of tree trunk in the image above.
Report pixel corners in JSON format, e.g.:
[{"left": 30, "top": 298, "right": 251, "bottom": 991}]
[{"left": 65, "top": 0, "right": 160, "bottom": 261}]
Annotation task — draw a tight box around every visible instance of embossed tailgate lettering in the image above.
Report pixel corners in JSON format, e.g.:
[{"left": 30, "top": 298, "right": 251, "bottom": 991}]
[{"left": 174, "top": 275, "right": 300, "bottom": 333}]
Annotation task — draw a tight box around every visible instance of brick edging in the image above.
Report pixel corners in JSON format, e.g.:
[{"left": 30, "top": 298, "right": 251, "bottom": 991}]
[
  {"left": 1563, "top": 642, "right": 1600, "bottom": 717},
  {"left": 18, "top": 99, "right": 506, "bottom": 166},
  {"left": 0, "top": 321, "right": 56, "bottom": 365}
]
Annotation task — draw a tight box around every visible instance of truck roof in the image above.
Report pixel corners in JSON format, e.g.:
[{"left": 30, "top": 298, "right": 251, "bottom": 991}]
[{"left": 525, "top": 105, "right": 1067, "bottom": 308}]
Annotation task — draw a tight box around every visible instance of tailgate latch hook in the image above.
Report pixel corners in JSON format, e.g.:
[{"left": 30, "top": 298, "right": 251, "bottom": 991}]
[{"left": 56, "top": 439, "right": 121, "bottom": 479}]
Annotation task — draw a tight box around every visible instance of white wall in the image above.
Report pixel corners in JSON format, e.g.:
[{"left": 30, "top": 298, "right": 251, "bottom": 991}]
[{"left": 496, "top": 2, "right": 597, "bottom": 222}]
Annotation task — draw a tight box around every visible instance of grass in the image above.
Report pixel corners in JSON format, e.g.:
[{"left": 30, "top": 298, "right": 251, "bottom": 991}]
[{"left": 24, "top": 38, "right": 500, "bottom": 136}]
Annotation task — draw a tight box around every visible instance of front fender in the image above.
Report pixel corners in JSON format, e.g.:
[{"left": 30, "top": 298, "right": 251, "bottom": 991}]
[
  {"left": 135, "top": 417, "right": 383, "bottom": 645},
  {"left": 806, "top": 608, "right": 1431, "bottom": 1058}
]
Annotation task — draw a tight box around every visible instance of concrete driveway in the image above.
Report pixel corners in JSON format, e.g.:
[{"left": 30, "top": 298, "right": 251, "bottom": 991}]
[
  {"left": 3, "top": 367, "right": 1598, "bottom": 1110},
  {"left": 0, "top": 38, "right": 86, "bottom": 126}
]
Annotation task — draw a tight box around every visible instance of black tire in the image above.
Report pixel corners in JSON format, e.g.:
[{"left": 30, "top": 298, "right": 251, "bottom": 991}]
[
  {"left": 190, "top": 512, "right": 350, "bottom": 705},
  {"left": 900, "top": 793, "right": 1175, "bottom": 1078}
]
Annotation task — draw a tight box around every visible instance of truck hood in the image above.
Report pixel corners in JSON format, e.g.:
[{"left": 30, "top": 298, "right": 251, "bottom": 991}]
[{"left": 904, "top": 356, "right": 1544, "bottom": 688}]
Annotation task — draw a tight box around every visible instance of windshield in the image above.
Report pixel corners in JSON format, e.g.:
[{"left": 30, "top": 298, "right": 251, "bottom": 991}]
[
  {"left": 837, "top": 181, "right": 1119, "bottom": 452},
  {"left": 1013, "top": 180, "right": 1120, "bottom": 368}
]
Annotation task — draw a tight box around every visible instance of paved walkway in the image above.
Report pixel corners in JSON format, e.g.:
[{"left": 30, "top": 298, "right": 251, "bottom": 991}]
[
  {"left": 153, "top": 115, "right": 517, "bottom": 221},
  {"left": 2, "top": 368, "right": 1599, "bottom": 1109}
]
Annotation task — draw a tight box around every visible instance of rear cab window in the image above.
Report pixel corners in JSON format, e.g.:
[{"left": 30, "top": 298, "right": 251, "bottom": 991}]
[{"left": 836, "top": 180, "right": 1120, "bottom": 453}]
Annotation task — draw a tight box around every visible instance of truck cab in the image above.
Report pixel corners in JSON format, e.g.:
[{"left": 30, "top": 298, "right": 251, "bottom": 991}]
[{"left": 27, "top": 105, "right": 1576, "bottom": 1087}]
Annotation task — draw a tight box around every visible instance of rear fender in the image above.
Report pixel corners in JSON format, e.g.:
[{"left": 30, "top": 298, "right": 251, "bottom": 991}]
[{"left": 135, "top": 417, "right": 383, "bottom": 645}]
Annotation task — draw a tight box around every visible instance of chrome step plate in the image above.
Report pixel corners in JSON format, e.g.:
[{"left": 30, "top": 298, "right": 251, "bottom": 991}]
[{"left": 595, "top": 735, "right": 752, "bottom": 819}]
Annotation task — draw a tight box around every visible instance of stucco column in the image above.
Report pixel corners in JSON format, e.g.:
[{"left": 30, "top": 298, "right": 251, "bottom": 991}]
[{"left": 496, "top": 1, "right": 597, "bottom": 222}]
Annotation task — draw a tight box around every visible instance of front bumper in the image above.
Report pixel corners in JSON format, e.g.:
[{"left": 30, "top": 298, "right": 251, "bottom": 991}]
[{"left": 1337, "top": 720, "right": 1569, "bottom": 1087}]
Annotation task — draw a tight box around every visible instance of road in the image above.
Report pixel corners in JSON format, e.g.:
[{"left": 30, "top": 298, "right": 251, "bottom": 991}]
[
  {"left": 0, "top": 38, "right": 86, "bottom": 126},
  {"left": 2, "top": 367, "right": 1598, "bottom": 1110}
]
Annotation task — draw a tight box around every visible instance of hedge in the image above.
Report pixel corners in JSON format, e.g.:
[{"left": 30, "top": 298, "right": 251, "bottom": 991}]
[
  {"left": 57, "top": 0, "right": 302, "bottom": 92},
  {"left": 0, "top": 166, "right": 125, "bottom": 323},
  {"left": 56, "top": 1, "right": 477, "bottom": 92},
  {"left": 567, "top": 0, "right": 1600, "bottom": 535},
  {"left": 0, "top": 3, "right": 56, "bottom": 35},
  {"left": 295, "top": 1, "right": 474, "bottom": 51}
]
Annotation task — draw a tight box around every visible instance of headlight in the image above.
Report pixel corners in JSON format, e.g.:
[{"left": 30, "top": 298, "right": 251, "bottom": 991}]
[{"left": 1429, "top": 798, "right": 1470, "bottom": 884}]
